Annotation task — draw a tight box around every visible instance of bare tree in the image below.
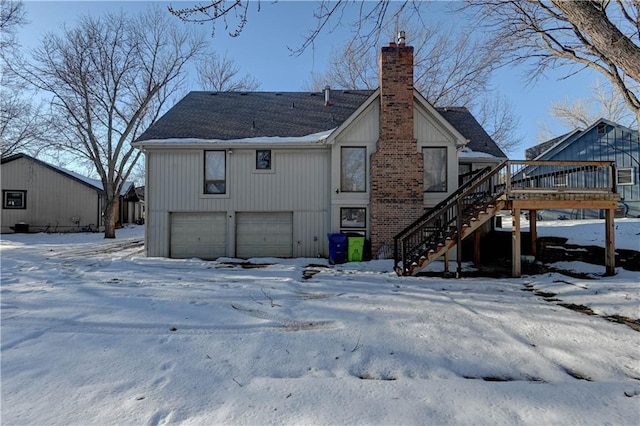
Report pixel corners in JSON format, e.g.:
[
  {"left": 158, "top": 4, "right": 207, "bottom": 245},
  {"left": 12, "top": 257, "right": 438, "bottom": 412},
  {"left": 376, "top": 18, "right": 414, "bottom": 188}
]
[
  {"left": 538, "top": 79, "right": 638, "bottom": 141},
  {"left": 197, "top": 51, "right": 260, "bottom": 91},
  {"left": 0, "top": 0, "right": 25, "bottom": 50},
  {"left": 464, "top": 0, "right": 640, "bottom": 125},
  {"left": 0, "top": 0, "right": 48, "bottom": 157},
  {"left": 15, "top": 7, "right": 206, "bottom": 238},
  {"left": 169, "top": 1, "right": 429, "bottom": 55},
  {"left": 305, "top": 22, "right": 521, "bottom": 153}
]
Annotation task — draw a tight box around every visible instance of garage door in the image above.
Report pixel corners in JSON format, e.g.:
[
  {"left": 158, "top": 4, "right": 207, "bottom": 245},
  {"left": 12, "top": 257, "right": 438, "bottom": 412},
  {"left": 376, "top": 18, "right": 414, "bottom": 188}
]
[
  {"left": 236, "top": 212, "right": 293, "bottom": 258},
  {"left": 170, "top": 213, "right": 226, "bottom": 259}
]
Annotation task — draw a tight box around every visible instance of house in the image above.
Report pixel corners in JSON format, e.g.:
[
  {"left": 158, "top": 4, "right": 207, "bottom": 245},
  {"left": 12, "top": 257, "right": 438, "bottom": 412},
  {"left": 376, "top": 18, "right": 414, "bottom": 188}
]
[
  {"left": 525, "top": 119, "right": 639, "bottom": 219},
  {"left": 132, "top": 36, "right": 507, "bottom": 260},
  {"left": 1, "top": 153, "right": 140, "bottom": 233}
]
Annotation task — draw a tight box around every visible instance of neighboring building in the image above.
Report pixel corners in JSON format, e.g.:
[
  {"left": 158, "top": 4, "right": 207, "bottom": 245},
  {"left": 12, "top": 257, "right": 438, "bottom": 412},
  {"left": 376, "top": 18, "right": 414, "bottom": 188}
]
[
  {"left": 133, "top": 37, "right": 507, "bottom": 260},
  {"left": 525, "top": 119, "right": 639, "bottom": 219},
  {"left": 1, "top": 153, "right": 140, "bottom": 233}
]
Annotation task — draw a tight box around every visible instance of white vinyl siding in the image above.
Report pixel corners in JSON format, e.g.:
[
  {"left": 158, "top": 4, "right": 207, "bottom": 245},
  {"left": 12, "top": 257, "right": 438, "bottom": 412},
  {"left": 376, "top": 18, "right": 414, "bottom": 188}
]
[
  {"left": 236, "top": 212, "right": 293, "bottom": 258},
  {"left": 145, "top": 148, "right": 330, "bottom": 258},
  {"left": 170, "top": 213, "right": 226, "bottom": 259}
]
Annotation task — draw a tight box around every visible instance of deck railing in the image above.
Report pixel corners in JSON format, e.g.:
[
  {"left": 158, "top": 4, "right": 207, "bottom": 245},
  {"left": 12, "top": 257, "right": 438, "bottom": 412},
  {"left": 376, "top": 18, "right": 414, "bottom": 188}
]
[
  {"left": 504, "top": 161, "right": 616, "bottom": 194},
  {"left": 393, "top": 160, "right": 618, "bottom": 275}
]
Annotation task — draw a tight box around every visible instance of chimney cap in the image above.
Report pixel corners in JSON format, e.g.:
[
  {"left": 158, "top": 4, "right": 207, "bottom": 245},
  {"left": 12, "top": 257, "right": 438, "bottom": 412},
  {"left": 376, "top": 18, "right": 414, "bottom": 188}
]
[{"left": 397, "top": 31, "right": 406, "bottom": 45}]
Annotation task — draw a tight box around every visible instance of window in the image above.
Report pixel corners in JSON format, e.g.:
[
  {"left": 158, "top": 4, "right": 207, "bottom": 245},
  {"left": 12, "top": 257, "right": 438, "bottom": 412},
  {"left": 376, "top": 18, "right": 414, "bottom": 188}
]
[
  {"left": 617, "top": 168, "right": 634, "bottom": 186},
  {"left": 340, "top": 208, "right": 366, "bottom": 229},
  {"left": 256, "top": 150, "right": 271, "bottom": 170},
  {"left": 3, "top": 190, "right": 26, "bottom": 209},
  {"left": 423, "top": 147, "right": 447, "bottom": 192},
  {"left": 597, "top": 123, "right": 607, "bottom": 134},
  {"left": 341, "top": 147, "right": 366, "bottom": 192},
  {"left": 204, "top": 150, "right": 226, "bottom": 194},
  {"left": 553, "top": 173, "right": 567, "bottom": 187}
]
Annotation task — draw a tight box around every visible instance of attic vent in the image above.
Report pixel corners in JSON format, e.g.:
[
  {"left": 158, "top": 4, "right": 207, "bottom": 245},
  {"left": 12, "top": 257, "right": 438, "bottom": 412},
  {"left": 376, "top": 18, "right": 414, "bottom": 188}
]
[
  {"left": 597, "top": 123, "right": 606, "bottom": 134},
  {"left": 275, "top": 93, "right": 282, "bottom": 96},
  {"left": 309, "top": 93, "right": 317, "bottom": 96},
  {"left": 210, "top": 93, "right": 217, "bottom": 96},
  {"left": 240, "top": 92, "right": 248, "bottom": 96}
]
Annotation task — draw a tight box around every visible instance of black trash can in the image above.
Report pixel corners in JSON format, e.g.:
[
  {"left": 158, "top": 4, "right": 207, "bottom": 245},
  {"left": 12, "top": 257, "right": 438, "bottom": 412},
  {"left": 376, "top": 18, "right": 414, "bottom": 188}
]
[
  {"left": 327, "top": 233, "right": 347, "bottom": 264},
  {"left": 14, "top": 222, "right": 29, "bottom": 233}
]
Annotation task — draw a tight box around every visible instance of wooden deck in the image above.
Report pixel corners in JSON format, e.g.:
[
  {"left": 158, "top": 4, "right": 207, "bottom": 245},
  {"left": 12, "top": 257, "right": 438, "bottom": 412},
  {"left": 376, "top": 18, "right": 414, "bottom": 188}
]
[
  {"left": 501, "top": 161, "right": 619, "bottom": 276},
  {"left": 394, "top": 160, "right": 621, "bottom": 277}
]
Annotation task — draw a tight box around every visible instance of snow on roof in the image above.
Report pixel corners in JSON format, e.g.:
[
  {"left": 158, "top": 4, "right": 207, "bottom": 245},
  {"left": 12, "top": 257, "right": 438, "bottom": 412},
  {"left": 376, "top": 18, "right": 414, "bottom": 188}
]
[
  {"left": 134, "top": 129, "right": 335, "bottom": 147},
  {"left": 458, "top": 147, "right": 497, "bottom": 159},
  {"left": 59, "top": 165, "right": 133, "bottom": 196}
]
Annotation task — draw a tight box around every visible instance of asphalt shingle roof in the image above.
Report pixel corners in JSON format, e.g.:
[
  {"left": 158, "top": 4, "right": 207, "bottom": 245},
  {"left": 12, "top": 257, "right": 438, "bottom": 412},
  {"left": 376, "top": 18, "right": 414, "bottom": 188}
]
[
  {"left": 436, "top": 107, "right": 507, "bottom": 158},
  {"left": 136, "top": 90, "right": 375, "bottom": 141},
  {"left": 136, "top": 91, "right": 506, "bottom": 158}
]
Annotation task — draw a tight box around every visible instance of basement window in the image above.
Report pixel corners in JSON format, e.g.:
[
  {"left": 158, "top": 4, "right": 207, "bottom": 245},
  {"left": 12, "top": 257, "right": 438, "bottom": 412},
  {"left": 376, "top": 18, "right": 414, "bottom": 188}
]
[
  {"left": 204, "top": 150, "right": 226, "bottom": 194},
  {"left": 3, "top": 190, "right": 26, "bottom": 209},
  {"left": 340, "top": 207, "right": 366, "bottom": 229},
  {"left": 617, "top": 168, "right": 634, "bottom": 186}
]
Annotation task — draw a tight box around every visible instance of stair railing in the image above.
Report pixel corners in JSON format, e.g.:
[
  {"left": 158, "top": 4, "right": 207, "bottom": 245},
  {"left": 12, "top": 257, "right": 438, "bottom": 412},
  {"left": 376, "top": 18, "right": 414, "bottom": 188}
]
[{"left": 394, "top": 160, "right": 508, "bottom": 275}]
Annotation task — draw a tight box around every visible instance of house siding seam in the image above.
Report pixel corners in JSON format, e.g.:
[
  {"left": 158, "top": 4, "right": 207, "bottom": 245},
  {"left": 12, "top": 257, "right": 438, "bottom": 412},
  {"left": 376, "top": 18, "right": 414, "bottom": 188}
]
[{"left": 370, "top": 43, "right": 424, "bottom": 257}]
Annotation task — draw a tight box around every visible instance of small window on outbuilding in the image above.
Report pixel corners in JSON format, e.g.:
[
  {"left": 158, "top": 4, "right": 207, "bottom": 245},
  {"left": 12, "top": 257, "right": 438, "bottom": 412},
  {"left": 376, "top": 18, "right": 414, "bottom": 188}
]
[
  {"left": 3, "top": 190, "right": 26, "bottom": 209},
  {"left": 596, "top": 123, "right": 607, "bottom": 134},
  {"left": 617, "top": 168, "right": 634, "bottom": 186}
]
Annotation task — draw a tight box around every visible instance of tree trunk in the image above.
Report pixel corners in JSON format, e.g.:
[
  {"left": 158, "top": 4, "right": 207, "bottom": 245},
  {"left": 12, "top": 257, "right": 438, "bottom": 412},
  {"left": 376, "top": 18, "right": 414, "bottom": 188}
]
[
  {"left": 552, "top": 1, "right": 640, "bottom": 84},
  {"left": 103, "top": 195, "right": 119, "bottom": 239}
]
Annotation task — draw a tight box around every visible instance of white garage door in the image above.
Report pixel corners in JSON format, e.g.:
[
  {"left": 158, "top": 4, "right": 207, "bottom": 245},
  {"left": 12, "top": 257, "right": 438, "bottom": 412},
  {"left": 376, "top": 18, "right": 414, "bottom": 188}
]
[
  {"left": 236, "top": 212, "right": 293, "bottom": 258},
  {"left": 170, "top": 213, "right": 226, "bottom": 259}
]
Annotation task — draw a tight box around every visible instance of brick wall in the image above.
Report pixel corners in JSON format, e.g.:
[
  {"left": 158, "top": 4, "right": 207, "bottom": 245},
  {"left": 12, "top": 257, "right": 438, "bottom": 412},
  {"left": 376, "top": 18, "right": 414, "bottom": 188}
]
[{"left": 370, "top": 42, "right": 424, "bottom": 257}]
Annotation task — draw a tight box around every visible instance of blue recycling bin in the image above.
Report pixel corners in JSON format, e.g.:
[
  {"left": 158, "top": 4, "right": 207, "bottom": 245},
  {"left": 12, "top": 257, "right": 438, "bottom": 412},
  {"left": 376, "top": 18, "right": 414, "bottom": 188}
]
[{"left": 327, "top": 233, "right": 347, "bottom": 264}]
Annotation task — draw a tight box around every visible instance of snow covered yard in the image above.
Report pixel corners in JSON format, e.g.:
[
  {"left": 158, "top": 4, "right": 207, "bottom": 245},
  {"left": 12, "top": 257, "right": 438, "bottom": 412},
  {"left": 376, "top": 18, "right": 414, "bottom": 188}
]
[{"left": 1, "top": 221, "right": 639, "bottom": 425}]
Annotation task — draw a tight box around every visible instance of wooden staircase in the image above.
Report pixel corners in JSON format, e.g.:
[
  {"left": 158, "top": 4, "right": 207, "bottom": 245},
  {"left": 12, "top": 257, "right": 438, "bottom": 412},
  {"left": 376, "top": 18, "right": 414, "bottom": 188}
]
[
  {"left": 394, "top": 161, "right": 508, "bottom": 276},
  {"left": 394, "top": 159, "right": 621, "bottom": 277}
]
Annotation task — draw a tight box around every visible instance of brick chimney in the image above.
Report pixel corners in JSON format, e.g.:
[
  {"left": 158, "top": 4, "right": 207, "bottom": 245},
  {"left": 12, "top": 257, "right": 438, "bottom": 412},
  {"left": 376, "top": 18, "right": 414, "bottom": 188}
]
[{"left": 370, "top": 32, "right": 424, "bottom": 258}]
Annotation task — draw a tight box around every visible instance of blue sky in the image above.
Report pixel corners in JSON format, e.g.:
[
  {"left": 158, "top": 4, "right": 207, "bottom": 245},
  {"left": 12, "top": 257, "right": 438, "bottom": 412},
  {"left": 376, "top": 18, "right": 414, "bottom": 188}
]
[{"left": 18, "top": 0, "right": 603, "bottom": 160}]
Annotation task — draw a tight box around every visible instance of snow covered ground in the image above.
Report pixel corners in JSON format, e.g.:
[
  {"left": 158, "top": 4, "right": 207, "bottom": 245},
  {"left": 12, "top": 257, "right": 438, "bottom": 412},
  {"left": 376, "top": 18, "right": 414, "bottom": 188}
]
[{"left": 2, "top": 219, "right": 639, "bottom": 425}]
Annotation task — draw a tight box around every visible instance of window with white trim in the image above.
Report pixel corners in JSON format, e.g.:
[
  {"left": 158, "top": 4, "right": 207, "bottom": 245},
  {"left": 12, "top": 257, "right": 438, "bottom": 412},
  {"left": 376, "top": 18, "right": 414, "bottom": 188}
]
[
  {"left": 204, "top": 150, "right": 226, "bottom": 194},
  {"left": 553, "top": 173, "right": 567, "bottom": 187},
  {"left": 341, "top": 147, "right": 366, "bottom": 192},
  {"left": 3, "top": 190, "right": 26, "bottom": 209},
  {"left": 617, "top": 168, "right": 634, "bottom": 186},
  {"left": 256, "top": 150, "right": 271, "bottom": 170},
  {"left": 423, "top": 147, "right": 447, "bottom": 192}
]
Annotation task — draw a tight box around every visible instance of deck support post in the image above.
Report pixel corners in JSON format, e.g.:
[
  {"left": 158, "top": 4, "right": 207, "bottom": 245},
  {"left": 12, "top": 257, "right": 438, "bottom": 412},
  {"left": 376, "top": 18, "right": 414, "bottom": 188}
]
[
  {"left": 530, "top": 210, "right": 537, "bottom": 258},
  {"left": 512, "top": 208, "right": 521, "bottom": 277},
  {"left": 473, "top": 229, "right": 481, "bottom": 266},
  {"left": 444, "top": 250, "right": 450, "bottom": 273},
  {"left": 605, "top": 208, "right": 616, "bottom": 276}
]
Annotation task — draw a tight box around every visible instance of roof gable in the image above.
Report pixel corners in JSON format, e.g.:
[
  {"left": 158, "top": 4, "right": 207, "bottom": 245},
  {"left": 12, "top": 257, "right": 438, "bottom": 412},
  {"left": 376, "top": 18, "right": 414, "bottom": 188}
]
[
  {"left": 531, "top": 118, "right": 639, "bottom": 160},
  {"left": 1, "top": 153, "right": 133, "bottom": 195}
]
